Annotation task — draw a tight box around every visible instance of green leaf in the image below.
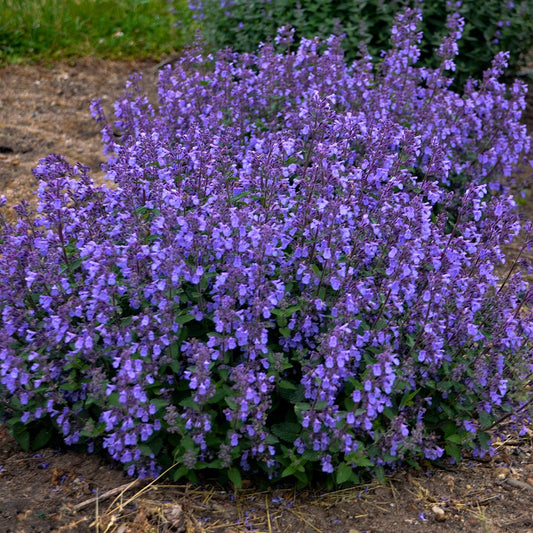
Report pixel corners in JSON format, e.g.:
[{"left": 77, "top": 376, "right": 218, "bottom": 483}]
[
  {"left": 441, "top": 403, "right": 455, "bottom": 419},
  {"left": 293, "top": 469, "right": 309, "bottom": 485},
  {"left": 150, "top": 399, "right": 168, "bottom": 410},
  {"left": 32, "top": 428, "right": 52, "bottom": 450},
  {"left": 271, "top": 305, "right": 300, "bottom": 318},
  {"left": 231, "top": 191, "right": 250, "bottom": 203},
  {"left": 14, "top": 426, "right": 30, "bottom": 452},
  {"left": 439, "top": 380, "right": 455, "bottom": 391},
  {"left": 264, "top": 434, "right": 280, "bottom": 445},
  {"left": 374, "top": 318, "right": 387, "bottom": 331},
  {"left": 405, "top": 458, "right": 422, "bottom": 470},
  {"left": 207, "top": 385, "right": 230, "bottom": 404},
  {"left": 271, "top": 422, "right": 300, "bottom": 443},
  {"left": 301, "top": 450, "right": 320, "bottom": 462},
  {"left": 228, "top": 467, "right": 242, "bottom": 488},
  {"left": 278, "top": 380, "right": 297, "bottom": 390},
  {"left": 179, "top": 397, "right": 199, "bottom": 410},
  {"left": 445, "top": 433, "right": 462, "bottom": 444},
  {"left": 172, "top": 465, "right": 189, "bottom": 482},
  {"left": 168, "top": 360, "right": 181, "bottom": 374},
  {"left": 444, "top": 421, "right": 457, "bottom": 438},
  {"left": 138, "top": 443, "right": 155, "bottom": 457},
  {"left": 207, "top": 458, "right": 222, "bottom": 469},
  {"left": 285, "top": 304, "right": 301, "bottom": 315},
  {"left": 279, "top": 383, "right": 305, "bottom": 402},
  {"left": 59, "top": 382, "right": 80, "bottom": 391},
  {"left": 176, "top": 313, "right": 195, "bottom": 325},
  {"left": 382, "top": 407, "right": 395, "bottom": 421},
  {"left": 336, "top": 462, "right": 353, "bottom": 484},
  {"left": 281, "top": 464, "right": 297, "bottom": 478},
  {"left": 355, "top": 455, "right": 374, "bottom": 468},
  {"left": 294, "top": 402, "right": 312, "bottom": 414},
  {"left": 375, "top": 465, "right": 386, "bottom": 484},
  {"left": 399, "top": 389, "right": 419, "bottom": 408},
  {"left": 477, "top": 431, "right": 491, "bottom": 449},
  {"left": 445, "top": 443, "right": 462, "bottom": 463},
  {"left": 478, "top": 410, "right": 493, "bottom": 429},
  {"left": 107, "top": 392, "right": 121, "bottom": 407},
  {"left": 216, "top": 366, "right": 230, "bottom": 380},
  {"left": 178, "top": 435, "right": 195, "bottom": 452},
  {"left": 67, "top": 257, "right": 82, "bottom": 271},
  {"left": 275, "top": 315, "right": 287, "bottom": 328},
  {"left": 225, "top": 397, "right": 237, "bottom": 410},
  {"left": 311, "top": 264, "right": 322, "bottom": 277},
  {"left": 149, "top": 437, "right": 163, "bottom": 455}
]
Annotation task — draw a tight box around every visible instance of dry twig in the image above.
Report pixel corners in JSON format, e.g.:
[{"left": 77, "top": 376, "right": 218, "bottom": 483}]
[{"left": 73, "top": 479, "right": 142, "bottom": 511}]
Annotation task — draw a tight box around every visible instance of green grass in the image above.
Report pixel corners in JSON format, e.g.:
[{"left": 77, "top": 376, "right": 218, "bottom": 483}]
[{"left": 0, "top": 0, "right": 195, "bottom": 65}]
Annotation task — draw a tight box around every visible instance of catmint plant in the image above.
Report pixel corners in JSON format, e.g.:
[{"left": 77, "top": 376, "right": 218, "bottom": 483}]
[{"left": 0, "top": 9, "right": 532, "bottom": 485}]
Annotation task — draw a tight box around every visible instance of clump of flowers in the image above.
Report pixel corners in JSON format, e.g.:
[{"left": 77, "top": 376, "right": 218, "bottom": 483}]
[{"left": 0, "top": 9, "right": 532, "bottom": 485}]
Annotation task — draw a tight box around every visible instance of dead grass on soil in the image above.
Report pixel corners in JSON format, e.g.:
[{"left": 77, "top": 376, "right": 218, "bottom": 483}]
[{"left": 44, "top": 428, "right": 532, "bottom": 533}]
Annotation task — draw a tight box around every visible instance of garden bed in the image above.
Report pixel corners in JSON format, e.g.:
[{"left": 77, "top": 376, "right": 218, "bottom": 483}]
[{"left": 1, "top": 57, "right": 533, "bottom": 532}]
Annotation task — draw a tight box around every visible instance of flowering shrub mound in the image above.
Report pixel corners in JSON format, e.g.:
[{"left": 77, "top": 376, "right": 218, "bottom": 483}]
[{"left": 1, "top": 10, "right": 532, "bottom": 485}]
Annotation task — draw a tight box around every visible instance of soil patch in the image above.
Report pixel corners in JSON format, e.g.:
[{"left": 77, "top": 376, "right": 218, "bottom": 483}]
[
  {"left": 0, "top": 57, "right": 158, "bottom": 222},
  {"left": 1, "top": 58, "right": 533, "bottom": 532}
]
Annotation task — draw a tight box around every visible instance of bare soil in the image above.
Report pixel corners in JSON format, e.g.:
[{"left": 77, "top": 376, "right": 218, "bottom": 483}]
[{"left": 1, "top": 58, "right": 533, "bottom": 533}]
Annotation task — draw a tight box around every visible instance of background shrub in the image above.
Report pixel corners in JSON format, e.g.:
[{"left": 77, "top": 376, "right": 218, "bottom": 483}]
[
  {"left": 187, "top": 0, "right": 533, "bottom": 86},
  {"left": 0, "top": 10, "right": 532, "bottom": 486}
]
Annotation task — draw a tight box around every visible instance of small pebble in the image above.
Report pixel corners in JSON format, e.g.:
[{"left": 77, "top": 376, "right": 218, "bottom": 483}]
[
  {"left": 432, "top": 505, "right": 446, "bottom": 522},
  {"left": 494, "top": 467, "right": 509, "bottom": 480}
]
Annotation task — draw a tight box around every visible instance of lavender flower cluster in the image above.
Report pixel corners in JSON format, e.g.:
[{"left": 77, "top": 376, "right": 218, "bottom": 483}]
[{"left": 1, "top": 9, "right": 532, "bottom": 483}]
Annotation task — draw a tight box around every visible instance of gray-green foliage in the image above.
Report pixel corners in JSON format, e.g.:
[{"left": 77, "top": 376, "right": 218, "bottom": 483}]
[{"left": 188, "top": 0, "right": 533, "bottom": 84}]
